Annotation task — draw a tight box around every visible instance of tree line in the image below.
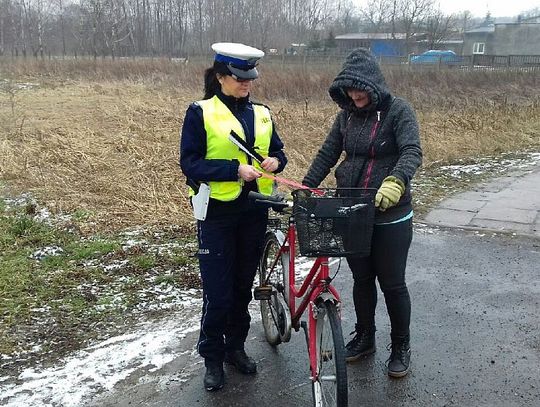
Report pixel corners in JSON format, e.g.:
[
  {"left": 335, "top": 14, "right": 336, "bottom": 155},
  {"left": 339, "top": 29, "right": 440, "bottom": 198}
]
[{"left": 0, "top": 0, "right": 535, "bottom": 59}]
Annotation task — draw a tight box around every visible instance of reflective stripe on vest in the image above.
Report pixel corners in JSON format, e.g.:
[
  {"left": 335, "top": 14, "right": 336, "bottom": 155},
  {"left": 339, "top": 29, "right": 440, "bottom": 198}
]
[{"left": 190, "top": 95, "right": 274, "bottom": 201}]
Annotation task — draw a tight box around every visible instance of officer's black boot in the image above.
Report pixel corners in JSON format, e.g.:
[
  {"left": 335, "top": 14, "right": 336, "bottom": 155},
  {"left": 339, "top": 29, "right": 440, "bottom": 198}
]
[
  {"left": 345, "top": 326, "right": 376, "bottom": 362},
  {"left": 204, "top": 361, "right": 225, "bottom": 391},
  {"left": 387, "top": 335, "right": 411, "bottom": 378},
  {"left": 224, "top": 350, "right": 257, "bottom": 374}
]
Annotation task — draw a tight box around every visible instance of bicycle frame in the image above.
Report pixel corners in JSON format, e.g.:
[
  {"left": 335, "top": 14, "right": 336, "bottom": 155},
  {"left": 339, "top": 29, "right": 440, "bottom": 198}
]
[
  {"left": 254, "top": 188, "right": 374, "bottom": 406},
  {"left": 268, "top": 216, "right": 342, "bottom": 380}
]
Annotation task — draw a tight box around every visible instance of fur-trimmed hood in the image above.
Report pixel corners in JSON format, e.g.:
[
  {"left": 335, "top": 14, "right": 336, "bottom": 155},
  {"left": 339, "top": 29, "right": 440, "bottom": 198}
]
[{"left": 328, "top": 48, "right": 391, "bottom": 112}]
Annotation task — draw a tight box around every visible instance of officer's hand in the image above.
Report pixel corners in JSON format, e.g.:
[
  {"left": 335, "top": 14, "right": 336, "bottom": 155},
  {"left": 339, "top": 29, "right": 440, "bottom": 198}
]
[
  {"left": 238, "top": 164, "right": 262, "bottom": 182},
  {"left": 375, "top": 176, "right": 405, "bottom": 212},
  {"left": 261, "top": 157, "right": 279, "bottom": 172},
  {"left": 260, "top": 157, "right": 280, "bottom": 173}
]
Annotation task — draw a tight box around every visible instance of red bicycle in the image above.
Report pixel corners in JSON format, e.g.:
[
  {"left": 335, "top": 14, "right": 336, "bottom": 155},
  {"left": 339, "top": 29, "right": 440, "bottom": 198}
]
[{"left": 250, "top": 188, "right": 376, "bottom": 407}]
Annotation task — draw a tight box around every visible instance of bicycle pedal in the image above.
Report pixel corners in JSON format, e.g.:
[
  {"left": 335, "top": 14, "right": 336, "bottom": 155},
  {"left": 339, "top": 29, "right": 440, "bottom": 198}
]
[{"left": 254, "top": 286, "right": 273, "bottom": 300}]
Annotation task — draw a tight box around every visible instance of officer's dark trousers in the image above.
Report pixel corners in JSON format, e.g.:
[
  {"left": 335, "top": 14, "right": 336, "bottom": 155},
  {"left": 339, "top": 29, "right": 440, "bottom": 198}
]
[
  {"left": 346, "top": 218, "right": 413, "bottom": 340},
  {"left": 196, "top": 210, "right": 268, "bottom": 365}
]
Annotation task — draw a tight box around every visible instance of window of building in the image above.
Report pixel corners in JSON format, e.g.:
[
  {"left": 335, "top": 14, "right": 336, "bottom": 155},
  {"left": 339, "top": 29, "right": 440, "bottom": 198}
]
[{"left": 473, "top": 42, "right": 485, "bottom": 54}]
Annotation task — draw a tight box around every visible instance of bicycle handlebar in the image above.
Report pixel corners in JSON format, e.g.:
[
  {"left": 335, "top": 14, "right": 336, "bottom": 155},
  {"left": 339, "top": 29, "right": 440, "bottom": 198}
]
[
  {"left": 248, "top": 191, "right": 291, "bottom": 211},
  {"left": 248, "top": 191, "right": 284, "bottom": 202}
]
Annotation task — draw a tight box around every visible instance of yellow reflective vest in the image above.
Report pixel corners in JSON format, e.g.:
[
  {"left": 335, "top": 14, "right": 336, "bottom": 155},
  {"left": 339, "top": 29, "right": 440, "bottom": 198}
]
[{"left": 190, "top": 95, "right": 274, "bottom": 201}]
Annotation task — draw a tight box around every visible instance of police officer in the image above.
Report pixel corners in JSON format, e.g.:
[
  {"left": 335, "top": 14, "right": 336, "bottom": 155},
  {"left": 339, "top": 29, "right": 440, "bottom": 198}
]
[{"left": 180, "top": 42, "right": 287, "bottom": 391}]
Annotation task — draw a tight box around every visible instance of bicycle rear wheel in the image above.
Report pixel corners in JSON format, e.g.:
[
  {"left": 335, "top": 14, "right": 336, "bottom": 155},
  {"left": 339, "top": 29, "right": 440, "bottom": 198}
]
[
  {"left": 259, "top": 232, "right": 291, "bottom": 346},
  {"left": 311, "top": 300, "right": 348, "bottom": 407}
]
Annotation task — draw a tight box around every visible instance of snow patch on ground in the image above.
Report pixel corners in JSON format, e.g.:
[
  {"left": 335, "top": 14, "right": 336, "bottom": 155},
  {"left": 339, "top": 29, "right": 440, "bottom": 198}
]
[
  {"left": 30, "top": 245, "right": 64, "bottom": 260},
  {"left": 0, "top": 79, "right": 40, "bottom": 91},
  {"left": 439, "top": 152, "right": 540, "bottom": 178},
  {"left": 0, "top": 293, "right": 202, "bottom": 407}
]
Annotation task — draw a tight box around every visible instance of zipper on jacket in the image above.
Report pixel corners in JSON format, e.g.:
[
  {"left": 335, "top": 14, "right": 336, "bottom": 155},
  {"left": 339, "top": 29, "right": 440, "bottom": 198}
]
[{"left": 362, "top": 111, "right": 381, "bottom": 189}]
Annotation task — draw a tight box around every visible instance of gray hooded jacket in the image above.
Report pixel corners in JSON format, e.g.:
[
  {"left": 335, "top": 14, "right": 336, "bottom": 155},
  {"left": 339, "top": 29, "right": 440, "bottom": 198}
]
[{"left": 302, "top": 48, "right": 422, "bottom": 223}]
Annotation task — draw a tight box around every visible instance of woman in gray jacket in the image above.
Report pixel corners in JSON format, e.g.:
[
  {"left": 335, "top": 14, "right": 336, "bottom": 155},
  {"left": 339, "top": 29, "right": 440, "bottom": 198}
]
[{"left": 302, "top": 48, "right": 422, "bottom": 378}]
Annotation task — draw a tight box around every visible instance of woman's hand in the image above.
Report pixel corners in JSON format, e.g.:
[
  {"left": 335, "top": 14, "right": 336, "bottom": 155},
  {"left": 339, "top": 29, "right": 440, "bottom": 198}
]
[
  {"left": 375, "top": 176, "right": 405, "bottom": 211},
  {"left": 260, "top": 157, "right": 280, "bottom": 173},
  {"left": 238, "top": 164, "right": 262, "bottom": 181}
]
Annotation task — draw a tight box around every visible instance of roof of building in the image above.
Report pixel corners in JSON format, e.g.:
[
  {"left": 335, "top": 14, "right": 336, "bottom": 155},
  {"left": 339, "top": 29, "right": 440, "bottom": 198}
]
[
  {"left": 465, "top": 25, "right": 495, "bottom": 34},
  {"left": 417, "top": 39, "right": 464, "bottom": 44},
  {"left": 335, "top": 33, "right": 407, "bottom": 40},
  {"left": 520, "top": 15, "right": 540, "bottom": 23},
  {"left": 497, "top": 21, "right": 540, "bottom": 26},
  {"left": 465, "top": 20, "right": 540, "bottom": 35}
]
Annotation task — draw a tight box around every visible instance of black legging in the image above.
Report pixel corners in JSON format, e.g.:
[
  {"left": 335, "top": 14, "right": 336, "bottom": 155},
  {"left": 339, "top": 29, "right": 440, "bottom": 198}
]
[{"left": 346, "top": 218, "right": 413, "bottom": 339}]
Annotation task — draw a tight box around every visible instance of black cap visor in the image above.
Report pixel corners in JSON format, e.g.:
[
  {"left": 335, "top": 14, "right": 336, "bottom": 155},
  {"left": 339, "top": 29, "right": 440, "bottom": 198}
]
[{"left": 228, "top": 64, "right": 259, "bottom": 80}]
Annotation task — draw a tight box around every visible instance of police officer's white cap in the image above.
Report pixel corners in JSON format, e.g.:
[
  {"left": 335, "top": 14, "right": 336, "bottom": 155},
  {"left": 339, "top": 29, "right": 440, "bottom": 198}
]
[{"left": 211, "top": 42, "right": 265, "bottom": 80}]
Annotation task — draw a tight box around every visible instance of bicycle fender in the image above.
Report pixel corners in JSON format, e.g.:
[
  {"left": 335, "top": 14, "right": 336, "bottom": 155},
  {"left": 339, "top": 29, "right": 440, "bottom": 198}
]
[
  {"left": 274, "top": 229, "right": 286, "bottom": 245},
  {"left": 276, "top": 294, "right": 292, "bottom": 343},
  {"left": 274, "top": 230, "right": 291, "bottom": 304}
]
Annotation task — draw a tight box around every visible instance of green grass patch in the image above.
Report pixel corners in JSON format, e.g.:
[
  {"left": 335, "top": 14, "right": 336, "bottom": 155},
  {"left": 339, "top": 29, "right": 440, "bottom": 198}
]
[
  {"left": 168, "top": 253, "right": 190, "bottom": 267},
  {"left": 0, "top": 214, "right": 60, "bottom": 250},
  {"left": 0, "top": 197, "right": 200, "bottom": 367},
  {"left": 155, "top": 273, "right": 176, "bottom": 285},
  {"left": 0, "top": 201, "right": 124, "bottom": 357},
  {"left": 72, "top": 209, "right": 91, "bottom": 222},
  {"left": 65, "top": 239, "right": 120, "bottom": 261},
  {"left": 131, "top": 254, "right": 156, "bottom": 270}
]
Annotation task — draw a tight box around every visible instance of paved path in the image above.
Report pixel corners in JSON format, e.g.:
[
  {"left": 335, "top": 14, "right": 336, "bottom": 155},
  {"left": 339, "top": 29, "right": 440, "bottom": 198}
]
[
  {"left": 91, "top": 226, "right": 540, "bottom": 407},
  {"left": 424, "top": 162, "right": 540, "bottom": 238}
]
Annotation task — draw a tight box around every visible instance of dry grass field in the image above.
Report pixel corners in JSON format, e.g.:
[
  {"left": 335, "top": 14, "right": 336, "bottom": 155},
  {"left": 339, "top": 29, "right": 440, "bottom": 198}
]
[{"left": 1, "top": 58, "right": 540, "bottom": 231}]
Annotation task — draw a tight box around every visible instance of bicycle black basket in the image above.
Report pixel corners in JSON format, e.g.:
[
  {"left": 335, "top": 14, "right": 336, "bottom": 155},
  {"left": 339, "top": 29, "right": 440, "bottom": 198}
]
[{"left": 292, "top": 188, "right": 376, "bottom": 257}]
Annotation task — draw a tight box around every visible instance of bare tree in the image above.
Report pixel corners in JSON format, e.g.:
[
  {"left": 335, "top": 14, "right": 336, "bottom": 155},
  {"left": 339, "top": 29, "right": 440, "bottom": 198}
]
[
  {"left": 398, "top": 0, "right": 435, "bottom": 48},
  {"left": 0, "top": 0, "right": 6, "bottom": 56},
  {"left": 519, "top": 7, "right": 540, "bottom": 20},
  {"left": 361, "top": 0, "right": 393, "bottom": 33},
  {"left": 424, "top": 8, "right": 457, "bottom": 48},
  {"left": 332, "top": 0, "right": 360, "bottom": 34},
  {"left": 0, "top": 0, "right": 463, "bottom": 58}
]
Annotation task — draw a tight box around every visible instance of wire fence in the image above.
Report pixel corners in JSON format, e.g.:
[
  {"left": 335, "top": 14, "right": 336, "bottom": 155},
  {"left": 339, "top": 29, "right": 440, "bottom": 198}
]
[
  {"left": 260, "top": 53, "right": 540, "bottom": 72},
  {"left": 2, "top": 52, "right": 540, "bottom": 72}
]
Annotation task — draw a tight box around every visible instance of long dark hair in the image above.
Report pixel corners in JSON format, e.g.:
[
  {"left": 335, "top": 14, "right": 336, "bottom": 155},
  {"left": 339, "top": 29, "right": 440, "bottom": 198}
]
[
  {"left": 203, "top": 61, "right": 231, "bottom": 99},
  {"left": 203, "top": 67, "right": 221, "bottom": 99}
]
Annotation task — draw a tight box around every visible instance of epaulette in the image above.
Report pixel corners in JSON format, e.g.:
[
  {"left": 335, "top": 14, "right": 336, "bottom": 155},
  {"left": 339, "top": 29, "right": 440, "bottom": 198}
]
[{"left": 190, "top": 101, "right": 205, "bottom": 112}]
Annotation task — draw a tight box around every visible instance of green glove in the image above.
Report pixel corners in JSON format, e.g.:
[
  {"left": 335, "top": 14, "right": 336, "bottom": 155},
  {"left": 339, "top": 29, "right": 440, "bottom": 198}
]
[{"left": 375, "top": 176, "right": 405, "bottom": 212}]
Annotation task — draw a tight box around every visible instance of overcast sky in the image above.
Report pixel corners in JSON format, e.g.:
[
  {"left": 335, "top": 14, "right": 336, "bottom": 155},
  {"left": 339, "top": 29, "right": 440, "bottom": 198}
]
[
  {"left": 436, "top": 0, "right": 539, "bottom": 17},
  {"left": 353, "top": 1, "right": 540, "bottom": 18}
]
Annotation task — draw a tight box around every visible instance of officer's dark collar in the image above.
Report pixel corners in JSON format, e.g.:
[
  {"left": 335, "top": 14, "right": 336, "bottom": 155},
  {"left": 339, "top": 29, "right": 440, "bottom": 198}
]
[{"left": 216, "top": 88, "right": 250, "bottom": 109}]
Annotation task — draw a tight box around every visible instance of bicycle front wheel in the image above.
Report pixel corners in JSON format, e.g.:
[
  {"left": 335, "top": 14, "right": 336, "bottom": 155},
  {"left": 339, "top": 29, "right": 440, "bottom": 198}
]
[
  {"left": 312, "top": 300, "right": 348, "bottom": 407},
  {"left": 259, "top": 232, "right": 291, "bottom": 346}
]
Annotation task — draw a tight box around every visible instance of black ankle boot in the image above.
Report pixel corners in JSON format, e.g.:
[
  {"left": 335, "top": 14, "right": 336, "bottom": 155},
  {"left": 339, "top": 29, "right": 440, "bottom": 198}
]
[
  {"left": 204, "top": 361, "right": 224, "bottom": 391},
  {"left": 225, "top": 350, "right": 257, "bottom": 374},
  {"left": 387, "top": 336, "right": 411, "bottom": 378},
  {"left": 345, "top": 327, "right": 376, "bottom": 362}
]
